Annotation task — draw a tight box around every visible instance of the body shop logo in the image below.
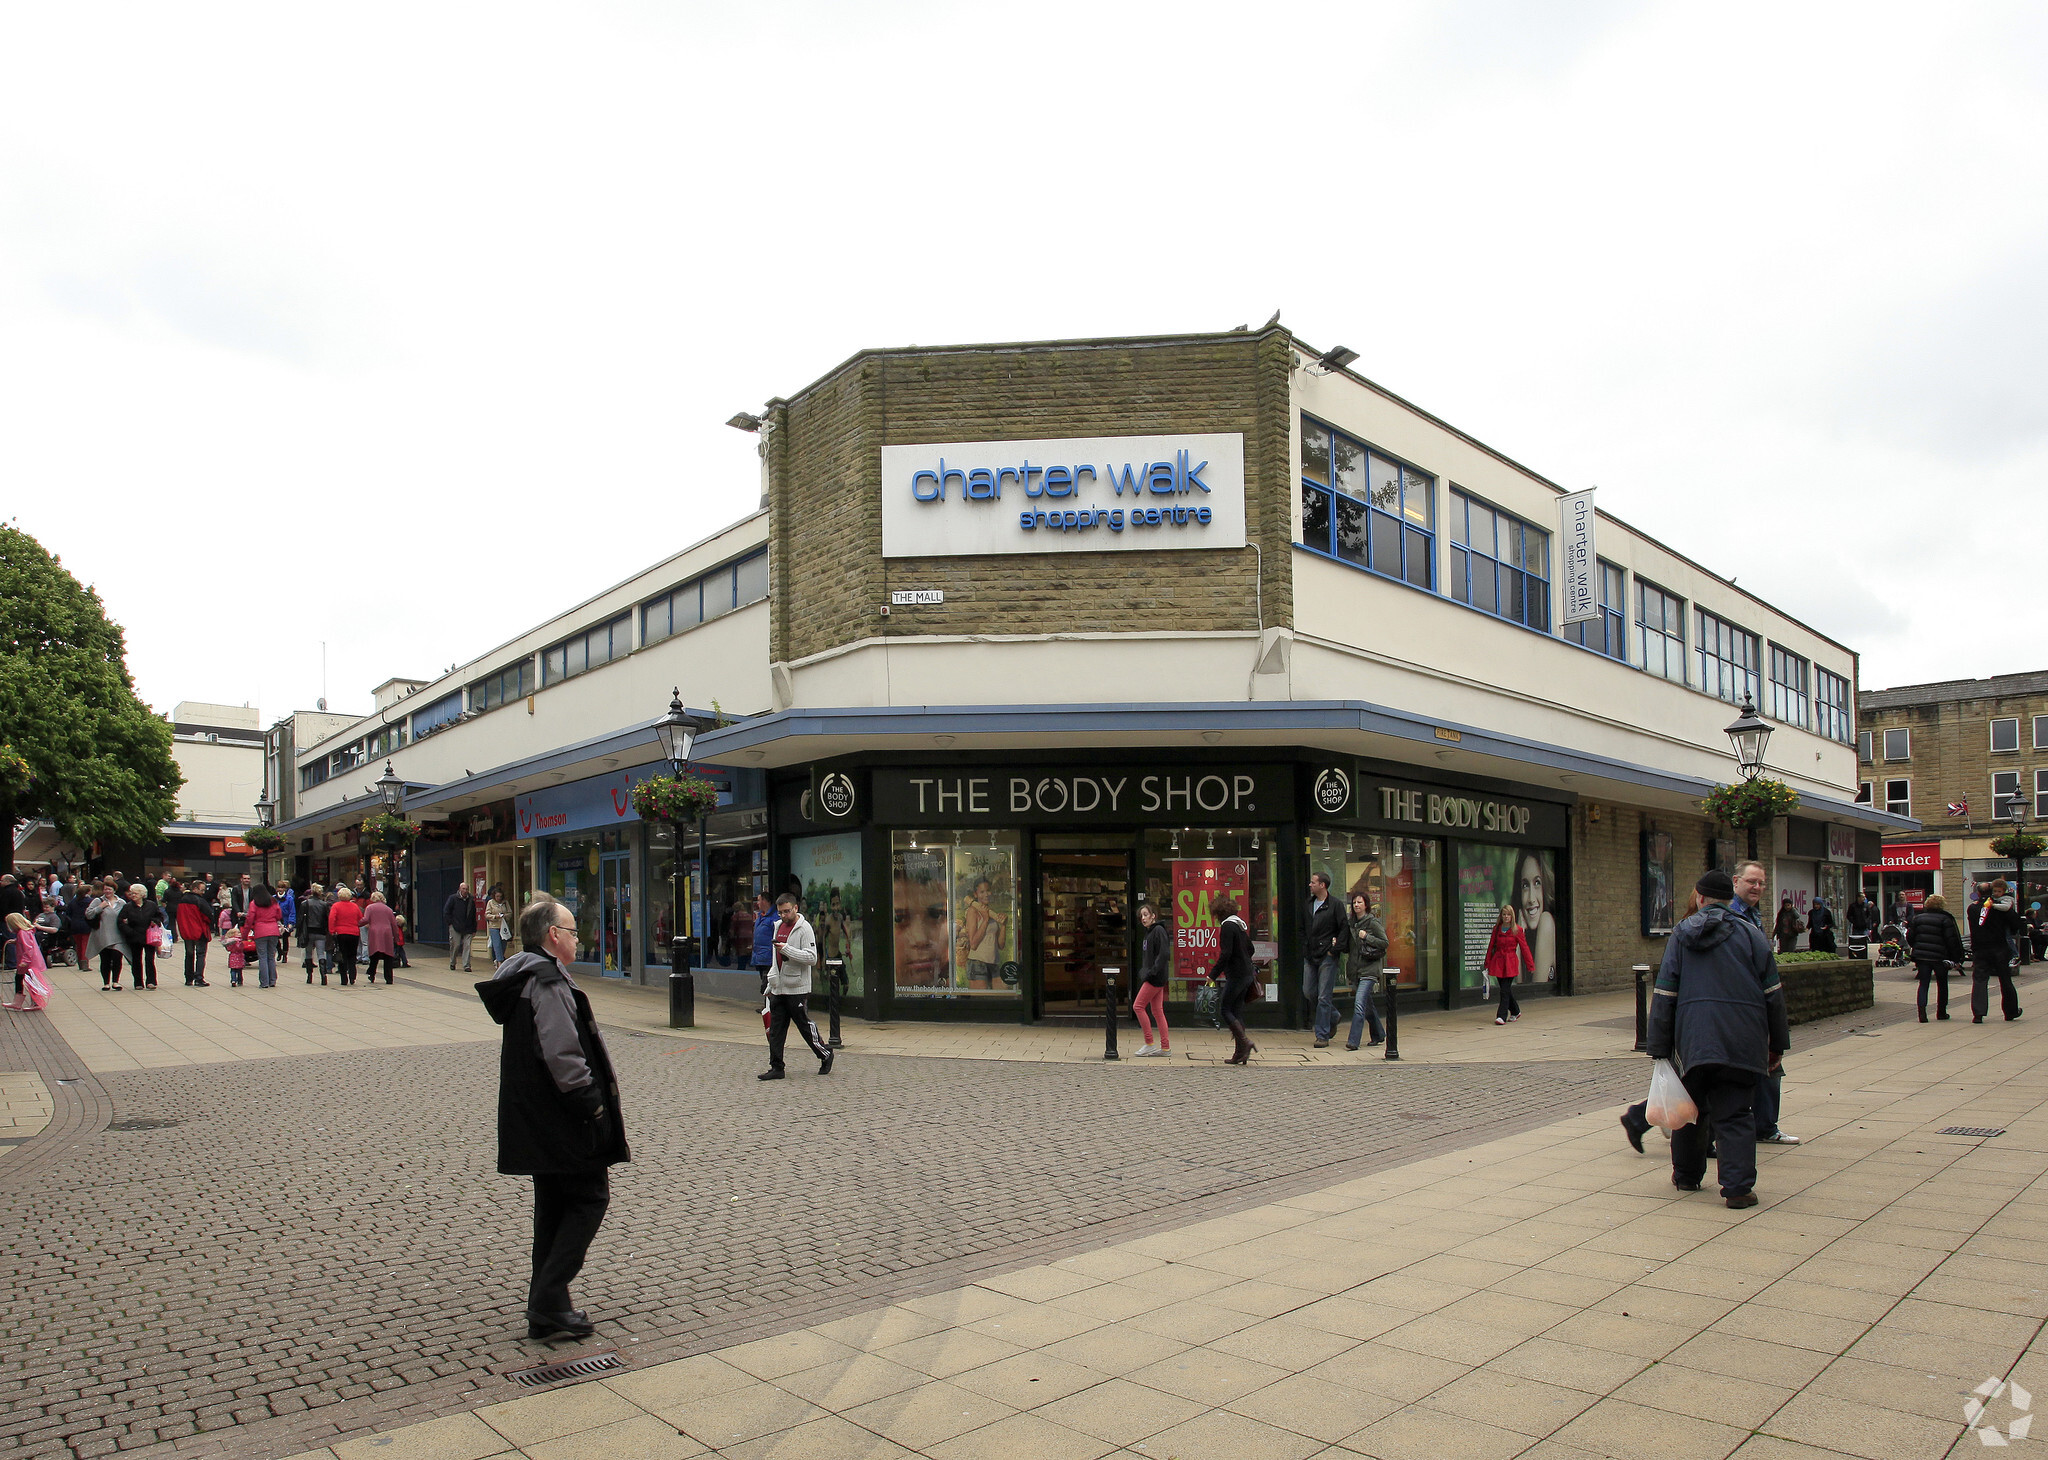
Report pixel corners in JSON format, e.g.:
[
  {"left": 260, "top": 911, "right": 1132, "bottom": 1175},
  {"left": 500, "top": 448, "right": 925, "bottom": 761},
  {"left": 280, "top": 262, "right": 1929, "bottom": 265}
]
[
  {"left": 817, "top": 772, "right": 857, "bottom": 819},
  {"left": 1313, "top": 767, "right": 1352, "bottom": 815}
]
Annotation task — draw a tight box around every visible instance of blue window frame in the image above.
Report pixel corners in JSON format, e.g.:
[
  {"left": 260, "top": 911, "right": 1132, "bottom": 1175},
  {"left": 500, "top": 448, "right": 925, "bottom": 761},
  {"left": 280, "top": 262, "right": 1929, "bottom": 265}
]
[
  {"left": 1449, "top": 490, "right": 1549, "bottom": 631},
  {"left": 410, "top": 692, "right": 464, "bottom": 739},
  {"left": 300, "top": 759, "right": 330, "bottom": 792},
  {"left": 1815, "top": 668, "right": 1852, "bottom": 745},
  {"left": 542, "top": 613, "right": 631, "bottom": 686},
  {"left": 1766, "top": 644, "right": 1810, "bottom": 729},
  {"left": 469, "top": 659, "right": 533, "bottom": 714},
  {"left": 1298, "top": 417, "right": 1434, "bottom": 590},
  {"left": 1564, "top": 560, "right": 1626, "bottom": 660},
  {"left": 1636, "top": 579, "right": 1686, "bottom": 683},
  {"left": 1695, "top": 608, "right": 1760, "bottom": 706},
  {"left": 642, "top": 549, "right": 768, "bottom": 646}
]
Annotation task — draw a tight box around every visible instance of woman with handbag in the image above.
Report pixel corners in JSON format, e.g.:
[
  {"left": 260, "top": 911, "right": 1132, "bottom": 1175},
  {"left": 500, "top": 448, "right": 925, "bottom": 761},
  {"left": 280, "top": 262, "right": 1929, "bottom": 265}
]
[
  {"left": 1345, "top": 892, "right": 1387, "bottom": 1050},
  {"left": 1484, "top": 904, "right": 1532, "bottom": 1025},
  {"left": 117, "top": 884, "right": 157, "bottom": 990},
  {"left": 1207, "top": 895, "right": 1259, "bottom": 1065}
]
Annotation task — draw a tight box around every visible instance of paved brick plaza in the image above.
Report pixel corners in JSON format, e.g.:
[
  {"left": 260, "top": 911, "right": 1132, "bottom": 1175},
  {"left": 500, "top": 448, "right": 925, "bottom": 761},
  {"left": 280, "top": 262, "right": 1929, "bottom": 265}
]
[{"left": 0, "top": 960, "right": 2041, "bottom": 1460}]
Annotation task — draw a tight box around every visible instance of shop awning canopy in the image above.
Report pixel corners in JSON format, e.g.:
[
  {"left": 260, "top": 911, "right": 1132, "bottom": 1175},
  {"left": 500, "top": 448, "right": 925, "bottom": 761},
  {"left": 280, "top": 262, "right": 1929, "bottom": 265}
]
[{"left": 690, "top": 699, "right": 1918, "bottom": 835}]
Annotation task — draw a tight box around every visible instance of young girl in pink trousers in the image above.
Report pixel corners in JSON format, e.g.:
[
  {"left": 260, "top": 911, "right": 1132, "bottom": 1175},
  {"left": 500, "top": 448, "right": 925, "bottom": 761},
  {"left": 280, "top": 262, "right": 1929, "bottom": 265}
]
[{"left": 4, "top": 912, "right": 51, "bottom": 1011}]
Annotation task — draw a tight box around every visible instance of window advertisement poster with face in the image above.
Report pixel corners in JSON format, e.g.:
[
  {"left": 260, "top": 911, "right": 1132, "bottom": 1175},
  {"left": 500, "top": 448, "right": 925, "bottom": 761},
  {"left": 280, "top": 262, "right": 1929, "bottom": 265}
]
[
  {"left": 1455, "top": 843, "right": 1559, "bottom": 988},
  {"left": 1171, "top": 858, "right": 1250, "bottom": 999},
  {"left": 1642, "top": 829, "right": 1678, "bottom": 937},
  {"left": 953, "top": 832, "right": 1021, "bottom": 992},
  {"left": 790, "top": 832, "right": 864, "bottom": 996},
  {"left": 891, "top": 838, "right": 952, "bottom": 995}
]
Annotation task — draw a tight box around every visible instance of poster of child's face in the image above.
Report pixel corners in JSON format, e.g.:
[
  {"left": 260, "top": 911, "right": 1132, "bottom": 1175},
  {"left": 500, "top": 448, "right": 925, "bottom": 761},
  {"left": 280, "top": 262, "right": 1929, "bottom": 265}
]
[{"left": 892, "top": 847, "right": 952, "bottom": 991}]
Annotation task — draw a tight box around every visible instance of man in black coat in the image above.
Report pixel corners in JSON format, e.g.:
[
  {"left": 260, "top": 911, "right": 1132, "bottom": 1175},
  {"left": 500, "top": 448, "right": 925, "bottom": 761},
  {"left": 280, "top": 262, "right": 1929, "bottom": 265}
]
[
  {"left": 444, "top": 886, "right": 479, "bottom": 973},
  {"left": 1969, "top": 880, "right": 2023, "bottom": 1024},
  {"left": 476, "top": 895, "right": 629, "bottom": 1341},
  {"left": 1302, "top": 873, "right": 1347, "bottom": 1048},
  {"left": 1648, "top": 869, "right": 1790, "bottom": 1209}
]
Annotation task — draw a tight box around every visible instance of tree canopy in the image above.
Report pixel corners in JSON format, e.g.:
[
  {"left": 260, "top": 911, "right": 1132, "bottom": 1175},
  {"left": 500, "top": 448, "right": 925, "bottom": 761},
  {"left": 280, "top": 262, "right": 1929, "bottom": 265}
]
[{"left": 0, "top": 523, "right": 181, "bottom": 869}]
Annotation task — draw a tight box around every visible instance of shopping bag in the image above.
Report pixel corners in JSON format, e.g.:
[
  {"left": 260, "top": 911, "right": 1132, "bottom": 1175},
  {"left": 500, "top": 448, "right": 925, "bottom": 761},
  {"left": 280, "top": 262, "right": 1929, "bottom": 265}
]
[
  {"left": 1194, "top": 981, "right": 1221, "bottom": 1029},
  {"left": 1643, "top": 1058, "right": 1698, "bottom": 1131}
]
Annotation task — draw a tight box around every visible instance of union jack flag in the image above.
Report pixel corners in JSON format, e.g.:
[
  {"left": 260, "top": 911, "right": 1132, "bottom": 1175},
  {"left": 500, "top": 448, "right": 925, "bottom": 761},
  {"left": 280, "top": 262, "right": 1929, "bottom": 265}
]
[{"left": 1948, "top": 800, "right": 1969, "bottom": 817}]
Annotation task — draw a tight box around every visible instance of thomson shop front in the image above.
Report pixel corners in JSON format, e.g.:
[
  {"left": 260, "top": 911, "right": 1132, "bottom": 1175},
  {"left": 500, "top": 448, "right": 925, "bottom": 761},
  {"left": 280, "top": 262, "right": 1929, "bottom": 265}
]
[{"left": 771, "top": 753, "right": 1577, "bottom": 1025}]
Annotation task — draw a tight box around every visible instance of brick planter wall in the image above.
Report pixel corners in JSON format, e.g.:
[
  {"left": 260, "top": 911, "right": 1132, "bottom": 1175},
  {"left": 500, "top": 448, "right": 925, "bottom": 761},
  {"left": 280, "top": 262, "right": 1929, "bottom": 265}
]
[{"left": 1780, "top": 958, "right": 1875, "bottom": 1025}]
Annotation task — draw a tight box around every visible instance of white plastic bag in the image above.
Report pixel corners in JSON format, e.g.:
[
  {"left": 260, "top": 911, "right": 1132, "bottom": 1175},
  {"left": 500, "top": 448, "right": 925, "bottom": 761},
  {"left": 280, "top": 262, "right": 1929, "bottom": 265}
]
[{"left": 1644, "top": 1058, "right": 1698, "bottom": 1131}]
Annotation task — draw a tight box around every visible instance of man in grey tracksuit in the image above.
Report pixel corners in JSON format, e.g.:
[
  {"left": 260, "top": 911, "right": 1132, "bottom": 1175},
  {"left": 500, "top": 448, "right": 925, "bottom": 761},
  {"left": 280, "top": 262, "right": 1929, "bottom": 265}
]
[
  {"left": 758, "top": 893, "right": 833, "bottom": 1080},
  {"left": 1647, "top": 868, "right": 1791, "bottom": 1209}
]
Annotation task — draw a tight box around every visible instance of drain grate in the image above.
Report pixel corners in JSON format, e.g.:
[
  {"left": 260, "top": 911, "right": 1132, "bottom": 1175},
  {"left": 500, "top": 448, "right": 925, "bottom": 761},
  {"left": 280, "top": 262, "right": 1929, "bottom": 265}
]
[
  {"left": 509, "top": 1351, "right": 624, "bottom": 1388},
  {"left": 107, "top": 1118, "right": 179, "bottom": 1132},
  {"left": 1939, "top": 1126, "right": 2007, "bottom": 1138}
]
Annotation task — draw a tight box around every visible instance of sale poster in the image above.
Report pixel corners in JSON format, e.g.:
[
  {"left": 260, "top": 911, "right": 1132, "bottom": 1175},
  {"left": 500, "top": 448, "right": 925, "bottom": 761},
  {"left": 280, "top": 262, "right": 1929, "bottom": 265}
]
[{"left": 1171, "top": 858, "right": 1250, "bottom": 995}]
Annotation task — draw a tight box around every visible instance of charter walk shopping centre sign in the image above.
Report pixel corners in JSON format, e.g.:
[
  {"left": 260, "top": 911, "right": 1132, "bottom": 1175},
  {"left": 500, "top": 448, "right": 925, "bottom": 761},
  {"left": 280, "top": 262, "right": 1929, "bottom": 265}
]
[{"left": 880, "top": 433, "right": 1248, "bottom": 558}]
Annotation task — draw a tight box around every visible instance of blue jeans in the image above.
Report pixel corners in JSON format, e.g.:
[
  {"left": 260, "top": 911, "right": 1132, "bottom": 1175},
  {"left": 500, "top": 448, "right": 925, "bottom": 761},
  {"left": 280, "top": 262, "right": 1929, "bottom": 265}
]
[
  {"left": 1302, "top": 955, "right": 1338, "bottom": 1039},
  {"left": 1347, "top": 977, "right": 1384, "bottom": 1047},
  {"left": 256, "top": 936, "right": 279, "bottom": 987},
  {"left": 490, "top": 928, "right": 507, "bottom": 962}
]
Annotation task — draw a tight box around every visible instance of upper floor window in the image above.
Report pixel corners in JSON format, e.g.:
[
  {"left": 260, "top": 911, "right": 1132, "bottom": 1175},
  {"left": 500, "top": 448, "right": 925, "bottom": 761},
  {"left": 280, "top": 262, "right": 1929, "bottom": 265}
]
[
  {"left": 410, "top": 692, "right": 464, "bottom": 739},
  {"left": 543, "top": 613, "right": 632, "bottom": 686},
  {"left": 471, "top": 659, "right": 534, "bottom": 714},
  {"left": 1298, "top": 419, "right": 1435, "bottom": 589},
  {"left": 1882, "top": 728, "right": 1910, "bottom": 761},
  {"left": 2036, "top": 768, "right": 2048, "bottom": 819},
  {"left": 1636, "top": 580, "right": 1685, "bottom": 683},
  {"left": 2036, "top": 715, "right": 2048, "bottom": 751},
  {"left": 1858, "top": 730, "right": 1872, "bottom": 763},
  {"left": 1695, "top": 608, "right": 1760, "bottom": 706},
  {"left": 1564, "top": 561, "right": 1626, "bottom": 661},
  {"left": 1765, "top": 645, "right": 1810, "bottom": 729},
  {"left": 1855, "top": 781, "right": 1872, "bottom": 806},
  {"left": 643, "top": 550, "right": 770, "bottom": 646},
  {"left": 1885, "top": 778, "right": 1910, "bottom": 817},
  {"left": 1994, "top": 771, "right": 2023, "bottom": 819},
  {"left": 1815, "top": 669, "right": 1852, "bottom": 745},
  {"left": 300, "top": 759, "right": 330, "bottom": 792},
  {"left": 1991, "top": 717, "right": 2020, "bottom": 753},
  {"left": 1449, "top": 490, "right": 1548, "bottom": 630}
]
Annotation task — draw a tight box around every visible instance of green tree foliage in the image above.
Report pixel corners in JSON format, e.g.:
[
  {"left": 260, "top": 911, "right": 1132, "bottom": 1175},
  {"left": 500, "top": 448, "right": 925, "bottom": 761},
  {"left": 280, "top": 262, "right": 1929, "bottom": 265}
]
[{"left": 0, "top": 524, "right": 181, "bottom": 869}]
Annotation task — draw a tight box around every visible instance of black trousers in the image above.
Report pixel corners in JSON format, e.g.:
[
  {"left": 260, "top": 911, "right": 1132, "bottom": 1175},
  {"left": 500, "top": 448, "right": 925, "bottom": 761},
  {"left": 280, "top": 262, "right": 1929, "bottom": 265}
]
[
  {"left": 184, "top": 938, "right": 209, "bottom": 983},
  {"left": 530, "top": 1172, "right": 609, "bottom": 1314},
  {"left": 1914, "top": 962, "right": 1950, "bottom": 1018},
  {"left": 1973, "top": 963, "right": 2021, "bottom": 1021},
  {"left": 364, "top": 952, "right": 397, "bottom": 983},
  {"left": 333, "top": 934, "right": 359, "bottom": 983},
  {"left": 125, "top": 940, "right": 155, "bottom": 987},
  {"left": 767, "top": 993, "right": 828, "bottom": 1069},
  {"left": 1671, "top": 1064, "right": 1758, "bottom": 1198},
  {"left": 98, "top": 947, "right": 123, "bottom": 984},
  {"left": 1494, "top": 977, "right": 1521, "bottom": 1020}
]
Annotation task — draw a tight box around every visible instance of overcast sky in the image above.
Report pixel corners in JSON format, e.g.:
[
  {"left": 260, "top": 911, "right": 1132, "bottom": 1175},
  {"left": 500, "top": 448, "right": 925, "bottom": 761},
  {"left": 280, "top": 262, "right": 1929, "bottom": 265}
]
[{"left": 4, "top": 2, "right": 2043, "bottom": 724}]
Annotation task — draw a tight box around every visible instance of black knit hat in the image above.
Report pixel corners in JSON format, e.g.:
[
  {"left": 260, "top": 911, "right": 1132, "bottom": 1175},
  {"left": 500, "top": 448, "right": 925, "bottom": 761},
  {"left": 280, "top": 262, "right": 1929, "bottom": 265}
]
[{"left": 1696, "top": 869, "right": 1735, "bottom": 901}]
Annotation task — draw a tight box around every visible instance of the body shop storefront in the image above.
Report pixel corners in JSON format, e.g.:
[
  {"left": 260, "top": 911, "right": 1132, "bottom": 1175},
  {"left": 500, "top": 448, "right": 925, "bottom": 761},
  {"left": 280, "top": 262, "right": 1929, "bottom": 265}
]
[
  {"left": 775, "top": 758, "right": 1300, "bottom": 1025},
  {"left": 1304, "top": 765, "right": 1573, "bottom": 1006}
]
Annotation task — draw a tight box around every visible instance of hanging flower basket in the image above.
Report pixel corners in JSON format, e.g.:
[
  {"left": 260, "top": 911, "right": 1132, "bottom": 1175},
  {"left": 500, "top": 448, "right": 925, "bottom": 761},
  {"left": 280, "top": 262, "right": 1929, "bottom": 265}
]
[
  {"left": 1990, "top": 832, "right": 2047, "bottom": 862},
  {"left": 359, "top": 811, "right": 422, "bottom": 849},
  {"left": 1700, "top": 777, "right": 1800, "bottom": 830},
  {"left": 242, "top": 827, "right": 287, "bottom": 852},
  {"left": 630, "top": 773, "right": 721, "bottom": 825}
]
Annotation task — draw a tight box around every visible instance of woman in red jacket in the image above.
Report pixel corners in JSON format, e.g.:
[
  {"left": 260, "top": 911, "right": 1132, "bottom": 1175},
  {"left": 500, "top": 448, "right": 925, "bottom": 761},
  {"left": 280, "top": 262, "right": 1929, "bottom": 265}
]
[
  {"left": 1484, "top": 904, "right": 1533, "bottom": 1026},
  {"left": 326, "top": 887, "right": 363, "bottom": 985},
  {"left": 242, "top": 886, "right": 286, "bottom": 988}
]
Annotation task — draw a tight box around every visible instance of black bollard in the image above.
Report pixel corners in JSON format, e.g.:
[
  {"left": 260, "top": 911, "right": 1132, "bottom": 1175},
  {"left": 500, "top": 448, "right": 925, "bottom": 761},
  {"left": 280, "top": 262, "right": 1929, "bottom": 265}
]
[
  {"left": 668, "top": 936, "right": 695, "bottom": 1029},
  {"left": 826, "top": 958, "right": 845, "bottom": 1049},
  {"left": 1103, "top": 967, "right": 1120, "bottom": 1060},
  {"left": 1633, "top": 965, "right": 1650, "bottom": 1052},
  {"left": 1382, "top": 974, "right": 1400, "bottom": 1061}
]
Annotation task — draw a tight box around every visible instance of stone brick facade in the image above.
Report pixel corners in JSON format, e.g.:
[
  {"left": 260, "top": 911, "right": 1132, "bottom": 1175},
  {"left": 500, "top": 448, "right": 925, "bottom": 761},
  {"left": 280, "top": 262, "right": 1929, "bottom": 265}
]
[
  {"left": 765, "top": 332, "right": 1296, "bottom": 667},
  {"left": 1858, "top": 678, "right": 2048, "bottom": 840},
  {"left": 1569, "top": 800, "right": 1717, "bottom": 994}
]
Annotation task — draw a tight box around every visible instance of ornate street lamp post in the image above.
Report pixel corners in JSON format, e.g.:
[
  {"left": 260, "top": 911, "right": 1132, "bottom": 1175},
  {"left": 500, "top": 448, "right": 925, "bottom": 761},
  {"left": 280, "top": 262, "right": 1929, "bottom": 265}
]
[
  {"left": 253, "top": 790, "right": 276, "bottom": 889},
  {"left": 653, "top": 689, "right": 697, "bottom": 975},
  {"left": 1724, "top": 696, "right": 1774, "bottom": 861},
  {"left": 374, "top": 761, "right": 409, "bottom": 937}
]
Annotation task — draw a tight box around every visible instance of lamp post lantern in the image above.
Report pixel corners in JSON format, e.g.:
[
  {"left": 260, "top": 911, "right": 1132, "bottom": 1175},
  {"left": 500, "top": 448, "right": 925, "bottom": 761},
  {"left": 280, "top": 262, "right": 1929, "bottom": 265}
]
[
  {"left": 2010, "top": 801, "right": 2032, "bottom": 948},
  {"left": 1724, "top": 695, "right": 1774, "bottom": 861},
  {"left": 373, "top": 761, "right": 409, "bottom": 933},
  {"left": 254, "top": 790, "right": 276, "bottom": 890}
]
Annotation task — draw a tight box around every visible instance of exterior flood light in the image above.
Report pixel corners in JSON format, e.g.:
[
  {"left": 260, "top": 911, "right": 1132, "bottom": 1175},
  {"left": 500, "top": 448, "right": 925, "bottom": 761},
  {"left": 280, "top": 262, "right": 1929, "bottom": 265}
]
[{"left": 1317, "top": 345, "right": 1360, "bottom": 371}]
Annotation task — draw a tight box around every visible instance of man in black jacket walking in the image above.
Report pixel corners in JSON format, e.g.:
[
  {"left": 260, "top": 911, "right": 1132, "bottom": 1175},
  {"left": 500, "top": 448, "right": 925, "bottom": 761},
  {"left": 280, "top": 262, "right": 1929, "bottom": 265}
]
[
  {"left": 1302, "top": 873, "right": 1347, "bottom": 1048},
  {"left": 444, "top": 886, "right": 478, "bottom": 973},
  {"left": 476, "top": 895, "right": 629, "bottom": 1340},
  {"left": 1648, "top": 869, "right": 1790, "bottom": 1209}
]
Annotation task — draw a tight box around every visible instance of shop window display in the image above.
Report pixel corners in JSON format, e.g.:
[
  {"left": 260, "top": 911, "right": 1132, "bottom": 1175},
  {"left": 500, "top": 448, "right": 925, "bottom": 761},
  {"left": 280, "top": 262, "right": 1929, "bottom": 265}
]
[
  {"left": 645, "top": 821, "right": 694, "bottom": 969},
  {"left": 1453, "top": 843, "right": 1558, "bottom": 990},
  {"left": 1307, "top": 835, "right": 1442, "bottom": 992},
  {"left": 1140, "top": 828, "right": 1280, "bottom": 1001},
  {"left": 891, "top": 830, "right": 1021, "bottom": 997},
  {"left": 791, "top": 831, "right": 866, "bottom": 996},
  {"left": 703, "top": 811, "right": 767, "bottom": 969}
]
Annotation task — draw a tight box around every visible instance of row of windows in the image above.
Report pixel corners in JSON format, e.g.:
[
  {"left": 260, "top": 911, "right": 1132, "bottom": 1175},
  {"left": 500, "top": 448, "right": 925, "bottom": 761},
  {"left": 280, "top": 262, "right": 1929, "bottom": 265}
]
[
  {"left": 1861, "top": 717, "right": 2048, "bottom": 763},
  {"left": 644, "top": 550, "right": 769, "bottom": 647},
  {"left": 545, "top": 613, "right": 631, "bottom": 686},
  {"left": 1858, "top": 770, "right": 2048, "bottom": 822},
  {"left": 300, "top": 724, "right": 409, "bottom": 790},
  {"left": 1296, "top": 414, "right": 1852, "bottom": 742},
  {"left": 471, "top": 660, "right": 533, "bottom": 714}
]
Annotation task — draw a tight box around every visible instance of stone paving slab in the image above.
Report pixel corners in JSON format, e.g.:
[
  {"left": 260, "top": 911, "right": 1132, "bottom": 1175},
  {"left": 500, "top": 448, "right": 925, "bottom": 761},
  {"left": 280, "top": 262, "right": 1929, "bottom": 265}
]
[
  {"left": 271, "top": 981, "right": 2048, "bottom": 1460},
  {"left": 0, "top": 1069, "right": 52, "bottom": 1143}
]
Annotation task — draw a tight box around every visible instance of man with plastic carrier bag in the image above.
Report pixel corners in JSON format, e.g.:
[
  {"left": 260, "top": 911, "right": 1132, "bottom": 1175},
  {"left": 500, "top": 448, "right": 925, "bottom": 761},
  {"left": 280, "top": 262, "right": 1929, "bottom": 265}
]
[{"left": 1645, "top": 868, "right": 1790, "bottom": 1209}]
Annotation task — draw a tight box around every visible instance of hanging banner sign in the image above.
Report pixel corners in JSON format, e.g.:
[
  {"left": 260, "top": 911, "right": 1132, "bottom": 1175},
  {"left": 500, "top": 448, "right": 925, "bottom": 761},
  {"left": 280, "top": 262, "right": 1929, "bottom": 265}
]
[
  {"left": 880, "top": 433, "right": 1247, "bottom": 558},
  {"left": 1558, "top": 488, "right": 1598, "bottom": 624}
]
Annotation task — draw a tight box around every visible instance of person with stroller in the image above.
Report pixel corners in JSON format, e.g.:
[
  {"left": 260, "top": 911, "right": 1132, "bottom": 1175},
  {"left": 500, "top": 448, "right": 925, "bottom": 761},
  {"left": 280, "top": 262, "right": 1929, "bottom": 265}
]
[{"left": 1907, "top": 893, "right": 1964, "bottom": 1022}]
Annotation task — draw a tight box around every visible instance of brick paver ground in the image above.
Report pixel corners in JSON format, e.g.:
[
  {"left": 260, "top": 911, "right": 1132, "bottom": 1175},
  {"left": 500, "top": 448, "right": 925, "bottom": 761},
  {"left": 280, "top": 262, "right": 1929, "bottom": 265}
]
[{"left": 0, "top": 1020, "right": 1649, "bottom": 1460}]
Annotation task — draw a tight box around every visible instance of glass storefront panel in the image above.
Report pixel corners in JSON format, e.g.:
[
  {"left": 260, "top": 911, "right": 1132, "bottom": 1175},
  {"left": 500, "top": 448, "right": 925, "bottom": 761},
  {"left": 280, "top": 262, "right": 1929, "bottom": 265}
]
[
  {"left": 544, "top": 828, "right": 630, "bottom": 968},
  {"left": 1308, "top": 834, "right": 1442, "bottom": 992},
  {"left": 1140, "top": 828, "right": 1280, "bottom": 1001},
  {"left": 1453, "top": 842, "right": 1558, "bottom": 989},
  {"left": 891, "top": 830, "right": 1022, "bottom": 998},
  {"left": 646, "top": 821, "right": 687, "bottom": 968},
  {"left": 704, "top": 810, "right": 767, "bottom": 969},
  {"left": 791, "top": 831, "right": 867, "bottom": 996}
]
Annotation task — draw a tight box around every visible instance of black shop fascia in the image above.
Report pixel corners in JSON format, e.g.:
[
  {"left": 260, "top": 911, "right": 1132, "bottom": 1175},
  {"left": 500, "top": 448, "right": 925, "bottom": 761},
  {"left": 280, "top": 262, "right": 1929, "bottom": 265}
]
[
  {"left": 770, "top": 750, "right": 1309, "bottom": 1026},
  {"left": 1301, "top": 760, "right": 1576, "bottom": 1005}
]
